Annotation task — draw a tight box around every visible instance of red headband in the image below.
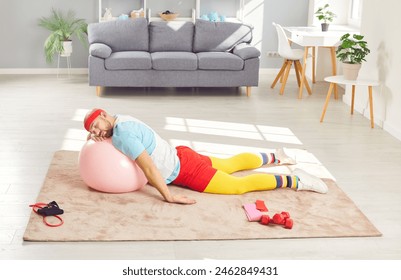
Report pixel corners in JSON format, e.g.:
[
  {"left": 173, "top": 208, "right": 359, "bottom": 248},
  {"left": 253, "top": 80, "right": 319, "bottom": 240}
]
[{"left": 84, "top": 109, "right": 105, "bottom": 131}]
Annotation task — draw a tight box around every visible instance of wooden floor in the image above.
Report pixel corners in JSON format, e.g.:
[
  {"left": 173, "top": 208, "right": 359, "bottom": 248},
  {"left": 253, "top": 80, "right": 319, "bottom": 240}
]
[{"left": 1, "top": 73, "right": 401, "bottom": 260}]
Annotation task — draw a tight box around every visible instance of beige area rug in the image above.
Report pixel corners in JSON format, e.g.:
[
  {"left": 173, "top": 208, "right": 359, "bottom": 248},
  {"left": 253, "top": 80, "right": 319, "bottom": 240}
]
[{"left": 23, "top": 151, "right": 381, "bottom": 241}]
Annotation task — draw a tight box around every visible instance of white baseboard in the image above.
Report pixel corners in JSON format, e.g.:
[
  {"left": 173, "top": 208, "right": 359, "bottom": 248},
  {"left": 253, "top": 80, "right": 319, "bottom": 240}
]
[
  {"left": 342, "top": 93, "right": 401, "bottom": 141},
  {"left": 0, "top": 68, "right": 88, "bottom": 74}
]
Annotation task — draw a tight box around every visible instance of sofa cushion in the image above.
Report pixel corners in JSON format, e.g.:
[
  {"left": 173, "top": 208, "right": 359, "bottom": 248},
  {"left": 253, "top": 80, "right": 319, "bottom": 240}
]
[
  {"left": 197, "top": 52, "right": 244, "bottom": 70},
  {"left": 88, "top": 18, "right": 149, "bottom": 52},
  {"left": 89, "top": 43, "right": 112, "bottom": 58},
  {"left": 149, "top": 21, "right": 194, "bottom": 52},
  {"left": 151, "top": 52, "right": 197, "bottom": 70},
  {"left": 105, "top": 51, "right": 152, "bottom": 70},
  {"left": 193, "top": 19, "right": 253, "bottom": 53}
]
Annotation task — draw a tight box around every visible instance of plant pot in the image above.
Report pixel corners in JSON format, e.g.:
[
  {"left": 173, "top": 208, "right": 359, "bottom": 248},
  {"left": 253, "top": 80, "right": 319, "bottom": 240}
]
[
  {"left": 342, "top": 62, "right": 361, "bottom": 80},
  {"left": 61, "top": 41, "right": 72, "bottom": 57},
  {"left": 321, "top": 23, "right": 329, "bottom": 32}
]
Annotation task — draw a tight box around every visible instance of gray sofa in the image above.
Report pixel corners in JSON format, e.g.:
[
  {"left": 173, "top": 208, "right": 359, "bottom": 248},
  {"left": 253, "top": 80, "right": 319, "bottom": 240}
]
[{"left": 88, "top": 18, "right": 260, "bottom": 96}]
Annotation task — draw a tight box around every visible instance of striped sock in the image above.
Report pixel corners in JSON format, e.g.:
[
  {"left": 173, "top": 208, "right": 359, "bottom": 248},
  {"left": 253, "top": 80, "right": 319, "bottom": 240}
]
[
  {"left": 261, "top": 152, "right": 280, "bottom": 165},
  {"left": 274, "top": 175, "right": 299, "bottom": 189}
]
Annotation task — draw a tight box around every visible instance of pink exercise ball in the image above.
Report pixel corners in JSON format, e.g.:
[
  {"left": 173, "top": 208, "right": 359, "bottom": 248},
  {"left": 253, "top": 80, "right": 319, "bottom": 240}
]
[{"left": 78, "top": 138, "right": 148, "bottom": 193}]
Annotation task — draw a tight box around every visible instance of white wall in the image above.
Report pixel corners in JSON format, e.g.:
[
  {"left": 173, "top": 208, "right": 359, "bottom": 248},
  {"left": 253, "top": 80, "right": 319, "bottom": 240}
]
[
  {"left": 343, "top": 0, "right": 401, "bottom": 140},
  {"left": 0, "top": 0, "right": 308, "bottom": 69},
  {"left": 0, "top": 0, "right": 98, "bottom": 69}
]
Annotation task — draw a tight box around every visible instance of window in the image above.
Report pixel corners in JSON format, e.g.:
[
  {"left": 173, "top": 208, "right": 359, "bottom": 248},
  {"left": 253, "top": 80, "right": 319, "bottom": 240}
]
[{"left": 349, "top": 0, "right": 363, "bottom": 27}]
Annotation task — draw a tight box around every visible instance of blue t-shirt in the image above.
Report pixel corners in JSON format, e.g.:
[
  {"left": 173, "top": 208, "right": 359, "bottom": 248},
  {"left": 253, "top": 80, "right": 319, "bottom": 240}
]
[{"left": 112, "top": 115, "right": 180, "bottom": 184}]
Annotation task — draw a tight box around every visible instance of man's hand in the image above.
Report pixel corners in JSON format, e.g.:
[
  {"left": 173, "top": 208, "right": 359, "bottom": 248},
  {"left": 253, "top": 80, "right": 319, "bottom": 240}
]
[
  {"left": 168, "top": 195, "right": 196, "bottom": 205},
  {"left": 87, "top": 133, "right": 107, "bottom": 142}
]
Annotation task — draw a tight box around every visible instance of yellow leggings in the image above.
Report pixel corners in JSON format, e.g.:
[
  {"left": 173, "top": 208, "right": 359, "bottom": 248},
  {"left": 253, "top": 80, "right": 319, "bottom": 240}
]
[{"left": 203, "top": 153, "right": 298, "bottom": 194}]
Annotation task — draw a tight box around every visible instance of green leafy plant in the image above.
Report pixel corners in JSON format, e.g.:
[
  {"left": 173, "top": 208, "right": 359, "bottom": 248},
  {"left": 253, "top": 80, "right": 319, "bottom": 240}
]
[
  {"left": 336, "top": 33, "right": 370, "bottom": 64},
  {"left": 38, "top": 8, "right": 88, "bottom": 63},
  {"left": 315, "top": 4, "right": 336, "bottom": 23}
]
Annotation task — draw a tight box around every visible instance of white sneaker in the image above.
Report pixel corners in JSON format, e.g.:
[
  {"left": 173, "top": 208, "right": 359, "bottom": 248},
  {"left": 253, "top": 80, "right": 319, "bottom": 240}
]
[
  {"left": 276, "top": 148, "right": 296, "bottom": 165},
  {"left": 293, "top": 168, "right": 328, "bottom": 194}
]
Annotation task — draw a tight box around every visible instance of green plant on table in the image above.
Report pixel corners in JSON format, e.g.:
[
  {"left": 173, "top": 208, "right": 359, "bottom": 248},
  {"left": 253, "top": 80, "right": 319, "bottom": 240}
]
[
  {"left": 336, "top": 33, "right": 370, "bottom": 64},
  {"left": 38, "top": 8, "right": 88, "bottom": 63},
  {"left": 315, "top": 4, "right": 336, "bottom": 23}
]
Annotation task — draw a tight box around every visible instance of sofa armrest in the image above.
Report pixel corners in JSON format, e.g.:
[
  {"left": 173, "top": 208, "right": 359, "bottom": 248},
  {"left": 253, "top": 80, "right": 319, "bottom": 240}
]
[
  {"left": 233, "top": 43, "right": 261, "bottom": 60},
  {"left": 89, "top": 43, "right": 112, "bottom": 59}
]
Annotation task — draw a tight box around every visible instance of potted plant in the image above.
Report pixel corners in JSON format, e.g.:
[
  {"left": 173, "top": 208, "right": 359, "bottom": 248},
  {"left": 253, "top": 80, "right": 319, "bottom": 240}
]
[
  {"left": 314, "top": 4, "right": 336, "bottom": 31},
  {"left": 336, "top": 33, "right": 370, "bottom": 80},
  {"left": 38, "top": 8, "right": 88, "bottom": 64}
]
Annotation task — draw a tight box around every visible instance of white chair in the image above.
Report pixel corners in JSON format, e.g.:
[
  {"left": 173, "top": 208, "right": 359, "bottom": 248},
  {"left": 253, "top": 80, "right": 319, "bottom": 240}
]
[{"left": 271, "top": 22, "right": 311, "bottom": 97}]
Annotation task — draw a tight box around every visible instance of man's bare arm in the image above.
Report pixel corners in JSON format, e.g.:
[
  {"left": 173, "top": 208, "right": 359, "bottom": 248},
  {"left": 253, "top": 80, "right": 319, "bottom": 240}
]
[{"left": 135, "top": 151, "right": 196, "bottom": 205}]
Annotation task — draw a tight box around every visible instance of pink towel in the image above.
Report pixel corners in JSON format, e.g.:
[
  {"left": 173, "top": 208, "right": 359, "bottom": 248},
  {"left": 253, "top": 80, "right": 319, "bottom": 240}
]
[{"left": 243, "top": 203, "right": 262, "bottom": 222}]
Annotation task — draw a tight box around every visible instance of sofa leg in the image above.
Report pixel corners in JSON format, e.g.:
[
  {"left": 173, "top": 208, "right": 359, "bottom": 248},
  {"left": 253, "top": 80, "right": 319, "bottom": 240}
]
[
  {"left": 96, "top": 86, "right": 102, "bottom": 96},
  {"left": 246, "top": 86, "right": 251, "bottom": 97}
]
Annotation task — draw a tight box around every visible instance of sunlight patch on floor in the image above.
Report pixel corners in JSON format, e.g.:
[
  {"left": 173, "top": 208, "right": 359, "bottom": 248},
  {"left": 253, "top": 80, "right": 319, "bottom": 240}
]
[
  {"left": 71, "top": 108, "right": 90, "bottom": 122},
  {"left": 63, "top": 108, "right": 93, "bottom": 151},
  {"left": 59, "top": 111, "right": 331, "bottom": 179},
  {"left": 60, "top": 128, "right": 86, "bottom": 151},
  {"left": 165, "top": 117, "right": 302, "bottom": 144},
  {"left": 168, "top": 139, "right": 334, "bottom": 180}
]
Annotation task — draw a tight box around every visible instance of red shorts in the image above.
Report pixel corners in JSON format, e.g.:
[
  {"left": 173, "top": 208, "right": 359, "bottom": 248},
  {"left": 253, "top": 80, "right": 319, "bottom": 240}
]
[{"left": 172, "top": 146, "right": 217, "bottom": 192}]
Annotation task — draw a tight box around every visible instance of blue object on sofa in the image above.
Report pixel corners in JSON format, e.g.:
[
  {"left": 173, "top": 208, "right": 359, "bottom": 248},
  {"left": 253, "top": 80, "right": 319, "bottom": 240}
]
[{"left": 87, "top": 18, "right": 260, "bottom": 96}]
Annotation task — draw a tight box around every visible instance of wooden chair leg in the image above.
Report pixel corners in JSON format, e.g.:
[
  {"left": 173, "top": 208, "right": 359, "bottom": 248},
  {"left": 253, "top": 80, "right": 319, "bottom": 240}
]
[
  {"left": 280, "top": 60, "right": 292, "bottom": 95},
  {"left": 298, "top": 47, "right": 309, "bottom": 99},
  {"left": 271, "top": 60, "right": 287, "bottom": 89},
  {"left": 279, "top": 59, "right": 287, "bottom": 83},
  {"left": 295, "top": 61, "right": 312, "bottom": 95},
  {"left": 303, "top": 74, "right": 312, "bottom": 95},
  {"left": 293, "top": 60, "right": 301, "bottom": 87}
]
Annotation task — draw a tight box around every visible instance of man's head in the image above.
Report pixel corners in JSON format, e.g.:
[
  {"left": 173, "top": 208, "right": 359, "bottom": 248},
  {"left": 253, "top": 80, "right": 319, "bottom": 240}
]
[{"left": 84, "top": 108, "right": 114, "bottom": 138}]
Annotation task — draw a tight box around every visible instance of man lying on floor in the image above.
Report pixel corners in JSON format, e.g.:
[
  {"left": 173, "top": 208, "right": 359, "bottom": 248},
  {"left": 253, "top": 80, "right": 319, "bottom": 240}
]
[{"left": 83, "top": 108, "right": 328, "bottom": 205}]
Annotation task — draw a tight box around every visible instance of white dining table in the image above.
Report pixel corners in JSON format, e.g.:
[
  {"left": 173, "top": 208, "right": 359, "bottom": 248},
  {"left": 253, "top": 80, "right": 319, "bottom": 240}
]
[{"left": 283, "top": 25, "right": 359, "bottom": 99}]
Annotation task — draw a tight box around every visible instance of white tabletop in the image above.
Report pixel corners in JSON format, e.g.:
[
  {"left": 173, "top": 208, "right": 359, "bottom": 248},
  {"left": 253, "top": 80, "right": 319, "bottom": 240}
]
[
  {"left": 324, "top": 75, "right": 380, "bottom": 86},
  {"left": 284, "top": 25, "right": 359, "bottom": 33},
  {"left": 283, "top": 25, "right": 359, "bottom": 47}
]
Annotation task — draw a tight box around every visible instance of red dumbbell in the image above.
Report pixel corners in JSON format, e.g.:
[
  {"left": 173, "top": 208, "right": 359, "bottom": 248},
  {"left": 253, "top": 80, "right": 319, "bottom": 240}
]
[
  {"left": 273, "top": 212, "right": 293, "bottom": 229},
  {"left": 259, "top": 212, "right": 293, "bottom": 229}
]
